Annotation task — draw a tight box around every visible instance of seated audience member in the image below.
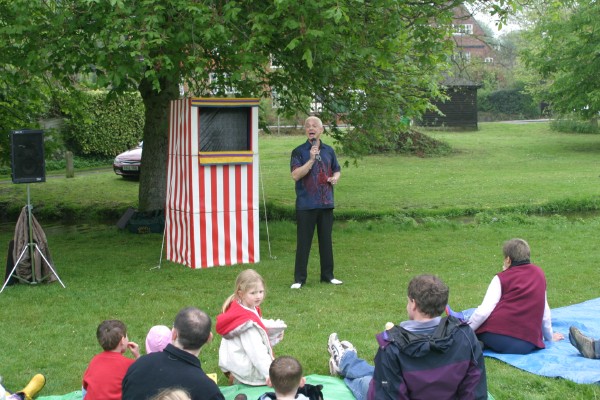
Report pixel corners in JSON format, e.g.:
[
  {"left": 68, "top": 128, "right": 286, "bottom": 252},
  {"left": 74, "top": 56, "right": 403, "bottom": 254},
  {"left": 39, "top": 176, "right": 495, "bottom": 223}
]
[
  {"left": 122, "top": 307, "right": 224, "bottom": 400},
  {"left": 216, "top": 269, "right": 284, "bottom": 386},
  {"left": 328, "top": 274, "right": 487, "bottom": 400},
  {"left": 259, "top": 356, "right": 308, "bottom": 400},
  {"left": 82, "top": 320, "right": 140, "bottom": 400},
  {"left": 149, "top": 388, "right": 191, "bottom": 400},
  {"left": 446, "top": 238, "right": 564, "bottom": 354},
  {"left": 146, "top": 325, "right": 172, "bottom": 354},
  {"left": 569, "top": 326, "right": 600, "bottom": 359}
]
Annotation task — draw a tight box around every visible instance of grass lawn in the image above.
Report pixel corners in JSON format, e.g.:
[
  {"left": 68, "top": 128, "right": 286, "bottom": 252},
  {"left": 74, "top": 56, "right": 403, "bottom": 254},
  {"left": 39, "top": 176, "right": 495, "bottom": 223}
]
[
  {"left": 261, "top": 121, "right": 600, "bottom": 217},
  {"left": 1, "top": 121, "right": 600, "bottom": 399},
  {"left": 2, "top": 121, "right": 600, "bottom": 221}
]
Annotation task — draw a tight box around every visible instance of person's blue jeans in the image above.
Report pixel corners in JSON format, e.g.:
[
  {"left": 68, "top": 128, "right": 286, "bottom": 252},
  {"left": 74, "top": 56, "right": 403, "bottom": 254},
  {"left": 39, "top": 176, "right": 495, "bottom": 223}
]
[
  {"left": 458, "top": 308, "right": 538, "bottom": 354},
  {"left": 339, "top": 351, "right": 374, "bottom": 400}
]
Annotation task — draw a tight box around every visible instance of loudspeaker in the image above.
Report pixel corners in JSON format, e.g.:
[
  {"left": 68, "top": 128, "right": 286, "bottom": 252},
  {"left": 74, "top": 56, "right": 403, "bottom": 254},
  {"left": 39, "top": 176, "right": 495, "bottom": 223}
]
[{"left": 10, "top": 129, "right": 46, "bottom": 184}]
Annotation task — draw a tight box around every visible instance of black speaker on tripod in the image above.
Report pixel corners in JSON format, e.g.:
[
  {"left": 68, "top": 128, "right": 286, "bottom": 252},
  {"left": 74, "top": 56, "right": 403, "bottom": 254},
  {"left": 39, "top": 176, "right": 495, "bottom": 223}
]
[{"left": 10, "top": 129, "right": 46, "bottom": 184}]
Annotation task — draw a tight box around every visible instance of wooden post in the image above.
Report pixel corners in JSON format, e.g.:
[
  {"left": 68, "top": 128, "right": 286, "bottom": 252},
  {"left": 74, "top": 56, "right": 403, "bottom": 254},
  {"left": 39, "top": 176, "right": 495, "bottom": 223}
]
[{"left": 66, "top": 151, "right": 74, "bottom": 178}]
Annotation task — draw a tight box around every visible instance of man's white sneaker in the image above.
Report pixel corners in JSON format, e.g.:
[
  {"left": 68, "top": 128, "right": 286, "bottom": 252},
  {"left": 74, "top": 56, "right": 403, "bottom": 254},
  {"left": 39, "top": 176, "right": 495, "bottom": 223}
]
[
  {"left": 340, "top": 340, "right": 356, "bottom": 353},
  {"left": 330, "top": 278, "right": 343, "bottom": 285},
  {"left": 290, "top": 282, "right": 302, "bottom": 289},
  {"left": 328, "top": 356, "right": 340, "bottom": 376},
  {"left": 328, "top": 333, "right": 345, "bottom": 362}
]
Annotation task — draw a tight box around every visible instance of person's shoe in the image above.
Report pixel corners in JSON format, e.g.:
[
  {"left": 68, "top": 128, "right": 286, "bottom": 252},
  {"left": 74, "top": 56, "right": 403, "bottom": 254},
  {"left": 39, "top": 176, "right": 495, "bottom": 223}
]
[
  {"left": 328, "top": 356, "right": 340, "bottom": 376},
  {"left": 445, "top": 304, "right": 465, "bottom": 320},
  {"left": 17, "top": 374, "right": 46, "bottom": 400},
  {"left": 340, "top": 340, "right": 356, "bottom": 353},
  {"left": 328, "top": 278, "right": 343, "bottom": 285},
  {"left": 290, "top": 282, "right": 302, "bottom": 289},
  {"left": 569, "top": 326, "right": 597, "bottom": 359},
  {"left": 568, "top": 328, "right": 577, "bottom": 348},
  {"left": 328, "top": 333, "right": 345, "bottom": 365}
]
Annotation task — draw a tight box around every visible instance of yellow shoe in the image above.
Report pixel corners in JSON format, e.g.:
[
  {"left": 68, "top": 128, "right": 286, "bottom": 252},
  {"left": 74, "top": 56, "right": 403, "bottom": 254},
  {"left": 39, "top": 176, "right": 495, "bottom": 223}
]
[{"left": 17, "top": 374, "right": 46, "bottom": 400}]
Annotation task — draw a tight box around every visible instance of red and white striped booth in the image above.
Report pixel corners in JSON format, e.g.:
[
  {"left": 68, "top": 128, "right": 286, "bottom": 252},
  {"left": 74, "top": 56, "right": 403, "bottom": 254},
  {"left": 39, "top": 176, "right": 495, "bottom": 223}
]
[{"left": 166, "top": 98, "right": 260, "bottom": 268}]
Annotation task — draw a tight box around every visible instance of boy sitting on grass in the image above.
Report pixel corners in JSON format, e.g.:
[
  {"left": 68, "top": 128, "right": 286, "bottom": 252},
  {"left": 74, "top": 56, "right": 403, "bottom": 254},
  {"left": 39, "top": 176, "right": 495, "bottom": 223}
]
[
  {"left": 259, "top": 356, "right": 309, "bottom": 400},
  {"left": 82, "top": 319, "right": 140, "bottom": 400}
]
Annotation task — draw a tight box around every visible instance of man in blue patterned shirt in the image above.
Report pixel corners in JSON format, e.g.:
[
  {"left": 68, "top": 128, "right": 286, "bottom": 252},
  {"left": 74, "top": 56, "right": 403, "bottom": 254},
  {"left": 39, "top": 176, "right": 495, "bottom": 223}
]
[{"left": 290, "top": 116, "right": 342, "bottom": 289}]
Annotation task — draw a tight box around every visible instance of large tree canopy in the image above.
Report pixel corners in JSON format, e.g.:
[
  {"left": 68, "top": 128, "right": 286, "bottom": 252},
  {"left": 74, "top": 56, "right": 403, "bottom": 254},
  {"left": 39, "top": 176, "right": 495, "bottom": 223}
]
[
  {"left": 520, "top": 0, "right": 600, "bottom": 121},
  {"left": 1, "top": 0, "right": 515, "bottom": 211}
]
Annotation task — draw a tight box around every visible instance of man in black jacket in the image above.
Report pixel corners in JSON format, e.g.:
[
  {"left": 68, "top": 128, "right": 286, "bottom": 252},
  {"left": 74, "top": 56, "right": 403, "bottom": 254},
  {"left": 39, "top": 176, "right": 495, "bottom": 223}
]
[{"left": 122, "top": 307, "right": 224, "bottom": 400}]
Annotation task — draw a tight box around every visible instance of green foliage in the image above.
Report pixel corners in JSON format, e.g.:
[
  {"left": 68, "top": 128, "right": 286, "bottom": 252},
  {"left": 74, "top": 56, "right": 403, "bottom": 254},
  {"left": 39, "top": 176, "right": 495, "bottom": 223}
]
[
  {"left": 550, "top": 118, "right": 600, "bottom": 134},
  {"left": 342, "top": 127, "right": 453, "bottom": 157},
  {"left": 45, "top": 155, "right": 113, "bottom": 172},
  {"left": 0, "top": 71, "right": 51, "bottom": 166},
  {"left": 520, "top": 0, "right": 600, "bottom": 120},
  {"left": 58, "top": 90, "right": 144, "bottom": 157},
  {"left": 479, "top": 88, "right": 539, "bottom": 118},
  {"left": 0, "top": 0, "right": 521, "bottom": 211}
]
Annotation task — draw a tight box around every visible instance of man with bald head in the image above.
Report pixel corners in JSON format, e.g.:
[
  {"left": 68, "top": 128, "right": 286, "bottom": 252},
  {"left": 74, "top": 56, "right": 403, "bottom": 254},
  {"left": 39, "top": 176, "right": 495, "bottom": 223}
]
[{"left": 290, "top": 116, "right": 342, "bottom": 289}]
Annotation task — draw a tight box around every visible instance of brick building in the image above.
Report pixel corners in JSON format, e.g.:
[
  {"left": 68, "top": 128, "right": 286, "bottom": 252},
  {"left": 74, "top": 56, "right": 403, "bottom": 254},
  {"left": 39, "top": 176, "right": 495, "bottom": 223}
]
[{"left": 451, "top": 5, "right": 495, "bottom": 64}]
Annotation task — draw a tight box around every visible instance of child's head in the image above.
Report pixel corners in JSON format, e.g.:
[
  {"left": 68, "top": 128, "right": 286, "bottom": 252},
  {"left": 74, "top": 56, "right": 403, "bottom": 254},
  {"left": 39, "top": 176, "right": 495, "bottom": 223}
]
[
  {"left": 222, "top": 269, "right": 266, "bottom": 312},
  {"left": 407, "top": 275, "right": 449, "bottom": 319},
  {"left": 150, "top": 388, "right": 191, "bottom": 400},
  {"left": 96, "top": 320, "right": 128, "bottom": 352},
  {"left": 145, "top": 325, "right": 172, "bottom": 354},
  {"left": 503, "top": 238, "right": 530, "bottom": 264},
  {"left": 267, "top": 356, "right": 304, "bottom": 397}
]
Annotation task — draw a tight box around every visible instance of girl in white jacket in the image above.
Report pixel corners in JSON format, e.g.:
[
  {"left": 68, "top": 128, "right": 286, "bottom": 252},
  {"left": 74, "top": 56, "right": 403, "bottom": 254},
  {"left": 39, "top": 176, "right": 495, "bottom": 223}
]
[{"left": 216, "top": 269, "right": 285, "bottom": 386}]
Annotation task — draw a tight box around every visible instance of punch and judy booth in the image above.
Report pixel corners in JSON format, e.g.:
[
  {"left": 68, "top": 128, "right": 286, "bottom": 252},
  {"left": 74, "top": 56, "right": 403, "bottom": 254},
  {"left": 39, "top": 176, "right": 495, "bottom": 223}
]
[{"left": 166, "top": 98, "right": 260, "bottom": 269}]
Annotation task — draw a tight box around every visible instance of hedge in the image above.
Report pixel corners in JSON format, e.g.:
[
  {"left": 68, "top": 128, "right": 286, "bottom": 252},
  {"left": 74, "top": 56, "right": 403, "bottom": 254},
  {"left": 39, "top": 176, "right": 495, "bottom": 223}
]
[{"left": 62, "top": 90, "right": 144, "bottom": 157}]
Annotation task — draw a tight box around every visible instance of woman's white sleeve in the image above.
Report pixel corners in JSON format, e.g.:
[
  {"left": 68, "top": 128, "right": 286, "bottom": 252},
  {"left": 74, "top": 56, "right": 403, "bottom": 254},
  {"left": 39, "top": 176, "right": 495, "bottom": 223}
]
[
  {"left": 468, "top": 275, "right": 502, "bottom": 331},
  {"left": 542, "top": 292, "right": 553, "bottom": 340}
]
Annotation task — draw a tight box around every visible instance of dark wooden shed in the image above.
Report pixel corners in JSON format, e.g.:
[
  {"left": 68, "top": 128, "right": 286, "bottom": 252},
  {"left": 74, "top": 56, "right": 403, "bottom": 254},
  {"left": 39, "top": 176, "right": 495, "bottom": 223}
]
[{"left": 420, "top": 78, "right": 481, "bottom": 130}]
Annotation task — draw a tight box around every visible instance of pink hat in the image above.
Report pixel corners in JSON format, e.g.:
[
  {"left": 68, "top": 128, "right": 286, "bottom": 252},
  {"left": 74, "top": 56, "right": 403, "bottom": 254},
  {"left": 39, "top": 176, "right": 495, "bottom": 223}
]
[{"left": 145, "top": 325, "right": 172, "bottom": 354}]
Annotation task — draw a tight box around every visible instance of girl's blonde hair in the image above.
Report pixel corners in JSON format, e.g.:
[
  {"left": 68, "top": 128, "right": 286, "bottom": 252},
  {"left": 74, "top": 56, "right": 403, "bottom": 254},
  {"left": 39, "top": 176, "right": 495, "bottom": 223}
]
[
  {"left": 222, "top": 269, "right": 266, "bottom": 312},
  {"left": 150, "top": 388, "right": 191, "bottom": 400}
]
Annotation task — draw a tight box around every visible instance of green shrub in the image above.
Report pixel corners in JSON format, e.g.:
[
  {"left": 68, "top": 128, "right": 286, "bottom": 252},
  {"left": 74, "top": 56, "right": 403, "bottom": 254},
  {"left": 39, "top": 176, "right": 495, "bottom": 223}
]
[
  {"left": 551, "top": 118, "right": 599, "bottom": 134},
  {"left": 0, "top": 73, "right": 52, "bottom": 166},
  {"left": 44, "top": 155, "right": 112, "bottom": 171},
  {"left": 479, "top": 88, "right": 539, "bottom": 119},
  {"left": 61, "top": 90, "right": 144, "bottom": 157}
]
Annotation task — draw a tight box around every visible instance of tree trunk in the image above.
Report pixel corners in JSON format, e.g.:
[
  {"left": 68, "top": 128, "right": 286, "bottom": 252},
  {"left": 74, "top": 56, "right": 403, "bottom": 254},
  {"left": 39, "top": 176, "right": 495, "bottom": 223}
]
[{"left": 137, "top": 76, "right": 180, "bottom": 212}]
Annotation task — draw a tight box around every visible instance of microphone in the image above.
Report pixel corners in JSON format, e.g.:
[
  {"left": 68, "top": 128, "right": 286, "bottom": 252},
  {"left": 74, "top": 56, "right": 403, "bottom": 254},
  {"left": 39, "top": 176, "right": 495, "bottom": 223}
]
[{"left": 311, "top": 139, "right": 321, "bottom": 161}]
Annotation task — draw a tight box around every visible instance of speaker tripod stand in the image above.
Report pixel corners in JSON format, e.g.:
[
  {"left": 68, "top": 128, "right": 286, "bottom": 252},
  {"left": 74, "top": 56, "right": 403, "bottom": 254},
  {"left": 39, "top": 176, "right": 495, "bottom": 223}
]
[{"left": 1, "top": 184, "right": 65, "bottom": 293}]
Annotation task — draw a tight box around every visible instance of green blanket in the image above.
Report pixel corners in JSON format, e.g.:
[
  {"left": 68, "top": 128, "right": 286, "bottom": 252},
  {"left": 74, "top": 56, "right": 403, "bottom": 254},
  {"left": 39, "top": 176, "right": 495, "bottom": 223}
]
[
  {"left": 36, "top": 376, "right": 353, "bottom": 400},
  {"left": 38, "top": 375, "right": 494, "bottom": 400},
  {"left": 38, "top": 391, "right": 82, "bottom": 400},
  {"left": 220, "top": 374, "right": 355, "bottom": 400}
]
